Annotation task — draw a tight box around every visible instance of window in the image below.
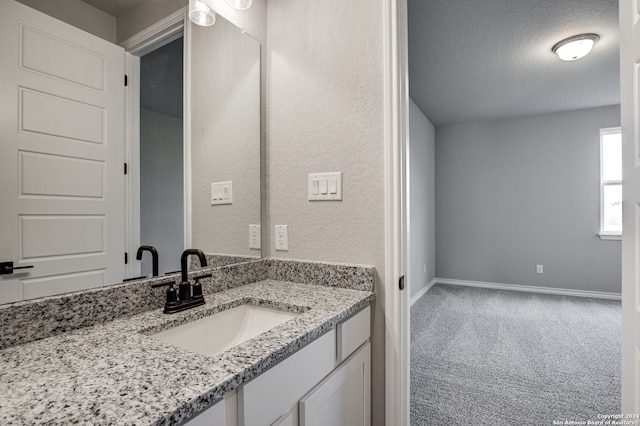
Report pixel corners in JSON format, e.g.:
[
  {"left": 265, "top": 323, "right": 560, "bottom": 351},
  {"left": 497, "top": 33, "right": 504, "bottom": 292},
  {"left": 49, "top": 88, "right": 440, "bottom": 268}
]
[{"left": 600, "top": 127, "right": 622, "bottom": 239}]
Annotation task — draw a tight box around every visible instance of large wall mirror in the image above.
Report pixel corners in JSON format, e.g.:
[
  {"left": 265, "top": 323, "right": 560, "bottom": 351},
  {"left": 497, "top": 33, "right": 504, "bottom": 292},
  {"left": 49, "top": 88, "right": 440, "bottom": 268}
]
[
  {"left": 0, "top": 1, "right": 261, "bottom": 305},
  {"left": 134, "top": 13, "right": 261, "bottom": 277}
]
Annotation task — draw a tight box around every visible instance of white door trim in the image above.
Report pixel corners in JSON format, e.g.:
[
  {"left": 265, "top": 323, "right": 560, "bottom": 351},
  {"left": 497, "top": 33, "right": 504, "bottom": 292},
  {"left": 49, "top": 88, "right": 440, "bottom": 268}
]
[
  {"left": 119, "top": 8, "right": 192, "bottom": 277},
  {"left": 119, "top": 9, "right": 186, "bottom": 56},
  {"left": 383, "top": 0, "right": 410, "bottom": 424},
  {"left": 619, "top": 0, "right": 636, "bottom": 413},
  {"left": 124, "top": 52, "right": 140, "bottom": 279}
]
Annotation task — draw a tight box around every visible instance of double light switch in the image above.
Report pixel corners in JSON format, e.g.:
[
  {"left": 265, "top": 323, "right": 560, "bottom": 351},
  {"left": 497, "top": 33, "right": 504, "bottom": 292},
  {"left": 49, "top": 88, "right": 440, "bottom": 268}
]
[{"left": 308, "top": 172, "right": 342, "bottom": 201}]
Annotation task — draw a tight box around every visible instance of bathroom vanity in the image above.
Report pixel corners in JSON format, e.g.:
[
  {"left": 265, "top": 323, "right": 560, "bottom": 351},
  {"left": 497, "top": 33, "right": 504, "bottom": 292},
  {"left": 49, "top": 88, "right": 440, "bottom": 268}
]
[{"left": 0, "top": 259, "right": 374, "bottom": 425}]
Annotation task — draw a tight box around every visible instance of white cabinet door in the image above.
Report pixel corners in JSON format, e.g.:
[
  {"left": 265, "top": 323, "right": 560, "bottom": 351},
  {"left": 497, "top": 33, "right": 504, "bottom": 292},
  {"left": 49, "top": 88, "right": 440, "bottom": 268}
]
[
  {"left": 299, "top": 343, "right": 370, "bottom": 426},
  {"left": 182, "top": 399, "right": 225, "bottom": 426},
  {"left": 270, "top": 409, "right": 295, "bottom": 426},
  {"left": 182, "top": 389, "right": 237, "bottom": 426},
  {"left": 0, "top": 0, "right": 125, "bottom": 303},
  {"left": 239, "top": 330, "right": 335, "bottom": 426}
]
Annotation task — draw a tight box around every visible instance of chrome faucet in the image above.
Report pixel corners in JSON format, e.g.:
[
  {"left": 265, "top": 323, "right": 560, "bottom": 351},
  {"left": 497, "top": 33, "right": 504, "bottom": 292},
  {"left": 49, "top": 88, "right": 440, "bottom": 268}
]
[{"left": 136, "top": 245, "right": 159, "bottom": 277}]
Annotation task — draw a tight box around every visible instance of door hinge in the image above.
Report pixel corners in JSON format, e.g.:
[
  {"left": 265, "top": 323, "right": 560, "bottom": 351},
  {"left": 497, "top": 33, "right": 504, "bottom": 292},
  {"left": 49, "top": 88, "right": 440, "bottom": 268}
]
[
  {"left": 125, "top": 252, "right": 129, "bottom": 265},
  {"left": 124, "top": 163, "right": 128, "bottom": 175},
  {"left": 399, "top": 275, "right": 405, "bottom": 291},
  {"left": 124, "top": 74, "right": 128, "bottom": 86}
]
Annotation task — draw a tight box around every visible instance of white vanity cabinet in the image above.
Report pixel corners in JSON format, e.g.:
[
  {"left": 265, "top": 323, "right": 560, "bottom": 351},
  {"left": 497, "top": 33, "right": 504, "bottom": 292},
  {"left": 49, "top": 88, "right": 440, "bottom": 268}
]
[
  {"left": 299, "top": 342, "right": 371, "bottom": 426},
  {"left": 182, "top": 306, "right": 370, "bottom": 426},
  {"left": 182, "top": 390, "right": 237, "bottom": 426}
]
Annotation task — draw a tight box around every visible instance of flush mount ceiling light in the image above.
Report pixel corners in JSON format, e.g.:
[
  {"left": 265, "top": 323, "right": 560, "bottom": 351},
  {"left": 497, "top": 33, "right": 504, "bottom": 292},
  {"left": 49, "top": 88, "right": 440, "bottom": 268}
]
[
  {"left": 189, "top": 0, "right": 215, "bottom": 26},
  {"left": 225, "top": 0, "right": 253, "bottom": 10},
  {"left": 552, "top": 33, "right": 599, "bottom": 61}
]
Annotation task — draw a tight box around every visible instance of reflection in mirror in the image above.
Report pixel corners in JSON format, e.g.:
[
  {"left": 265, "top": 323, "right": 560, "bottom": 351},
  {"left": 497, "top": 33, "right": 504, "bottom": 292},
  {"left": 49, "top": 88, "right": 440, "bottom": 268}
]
[
  {"left": 137, "top": 14, "right": 261, "bottom": 277},
  {"left": 0, "top": 3, "right": 261, "bottom": 305},
  {"left": 189, "top": 15, "right": 261, "bottom": 270},
  {"left": 139, "top": 37, "right": 185, "bottom": 276}
]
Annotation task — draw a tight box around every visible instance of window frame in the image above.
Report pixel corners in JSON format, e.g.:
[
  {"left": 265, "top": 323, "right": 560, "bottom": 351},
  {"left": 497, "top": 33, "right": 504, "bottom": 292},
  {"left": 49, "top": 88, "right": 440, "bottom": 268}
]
[{"left": 599, "top": 127, "right": 622, "bottom": 240}]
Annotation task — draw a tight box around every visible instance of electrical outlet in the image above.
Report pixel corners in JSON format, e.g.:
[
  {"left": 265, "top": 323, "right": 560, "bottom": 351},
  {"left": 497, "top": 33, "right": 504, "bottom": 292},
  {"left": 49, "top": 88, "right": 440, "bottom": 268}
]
[
  {"left": 275, "top": 225, "right": 288, "bottom": 251},
  {"left": 249, "top": 224, "right": 261, "bottom": 249},
  {"left": 536, "top": 264, "right": 543, "bottom": 274}
]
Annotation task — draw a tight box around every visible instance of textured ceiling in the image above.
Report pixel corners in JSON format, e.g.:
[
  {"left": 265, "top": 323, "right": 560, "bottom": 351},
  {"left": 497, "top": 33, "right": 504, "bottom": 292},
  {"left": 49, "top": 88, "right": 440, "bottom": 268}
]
[{"left": 408, "top": 0, "right": 620, "bottom": 126}]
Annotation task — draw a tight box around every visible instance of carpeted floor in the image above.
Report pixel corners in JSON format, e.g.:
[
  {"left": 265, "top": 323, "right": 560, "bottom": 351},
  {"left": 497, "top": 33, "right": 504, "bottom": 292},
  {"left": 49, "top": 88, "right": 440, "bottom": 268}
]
[{"left": 410, "top": 284, "right": 621, "bottom": 426}]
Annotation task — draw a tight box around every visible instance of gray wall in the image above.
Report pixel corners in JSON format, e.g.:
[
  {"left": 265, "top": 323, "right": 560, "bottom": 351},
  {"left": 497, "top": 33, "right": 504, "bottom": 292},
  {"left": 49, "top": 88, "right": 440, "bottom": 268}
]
[
  {"left": 436, "top": 105, "right": 621, "bottom": 293},
  {"left": 266, "top": 0, "right": 386, "bottom": 421},
  {"left": 409, "top": 99, "right": 436, "bottom": 298}
]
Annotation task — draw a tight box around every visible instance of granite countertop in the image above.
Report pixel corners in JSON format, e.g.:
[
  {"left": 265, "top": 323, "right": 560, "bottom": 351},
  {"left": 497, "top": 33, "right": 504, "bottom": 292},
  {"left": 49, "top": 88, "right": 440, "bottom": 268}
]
[{"left": 0, "top": 279, "right": 374, "bottom": 426}]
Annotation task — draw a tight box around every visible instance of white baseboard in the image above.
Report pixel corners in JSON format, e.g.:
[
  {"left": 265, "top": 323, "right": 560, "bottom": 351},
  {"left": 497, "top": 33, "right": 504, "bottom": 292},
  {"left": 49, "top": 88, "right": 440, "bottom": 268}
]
[
  {"left": 410, "top": 278, "right": 437, "bottom": 306},
  {"left": 436, "top": 278, "right": 621, "bottom": 300}
]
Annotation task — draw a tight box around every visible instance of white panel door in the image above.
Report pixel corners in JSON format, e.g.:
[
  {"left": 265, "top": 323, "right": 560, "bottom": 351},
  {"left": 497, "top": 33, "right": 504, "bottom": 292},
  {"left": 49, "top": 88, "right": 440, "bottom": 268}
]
[{"left": 0, "top": 1, "right": 125, "bottom": 303}]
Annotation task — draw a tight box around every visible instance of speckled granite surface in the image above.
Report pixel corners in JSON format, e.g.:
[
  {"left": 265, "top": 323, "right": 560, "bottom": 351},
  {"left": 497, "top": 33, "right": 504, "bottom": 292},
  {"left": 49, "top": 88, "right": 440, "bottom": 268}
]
[
  {"left": 190, "top": 253, "right": 260, "bottom": 270},
  {"left": 0, "top": 280, "right": 374, "bottom": 426},
  {"left": 266, "top": 258, "right": 375, "bottom": 292},
  {"left": 0, "top": 259, "right": 267, "bottom": 350},
  {"left": 0, "top": 258, "right": 375, "bottom": 351}
]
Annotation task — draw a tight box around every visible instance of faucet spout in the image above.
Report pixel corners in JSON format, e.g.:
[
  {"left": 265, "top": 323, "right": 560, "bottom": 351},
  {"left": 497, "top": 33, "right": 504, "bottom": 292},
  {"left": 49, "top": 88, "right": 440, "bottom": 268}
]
[
  {"left": 180, "top": 249, "right": 207, "bottom": 283},
  {"left": 136, "top": 245, "right": 159, "bottom": 277}
]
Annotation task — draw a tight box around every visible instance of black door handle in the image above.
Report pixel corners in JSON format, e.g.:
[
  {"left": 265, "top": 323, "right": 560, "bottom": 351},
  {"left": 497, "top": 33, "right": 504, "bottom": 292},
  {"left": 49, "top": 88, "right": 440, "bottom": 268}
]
[{"left": 0, "top": 261, "right": 34, "bottom": 275}]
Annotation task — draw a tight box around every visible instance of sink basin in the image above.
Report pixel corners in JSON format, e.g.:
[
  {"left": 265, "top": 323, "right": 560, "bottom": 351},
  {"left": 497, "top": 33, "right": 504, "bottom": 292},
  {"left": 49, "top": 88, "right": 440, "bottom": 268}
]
[{"left": 151, "top": 304, "right": 300, "bottom": 356}]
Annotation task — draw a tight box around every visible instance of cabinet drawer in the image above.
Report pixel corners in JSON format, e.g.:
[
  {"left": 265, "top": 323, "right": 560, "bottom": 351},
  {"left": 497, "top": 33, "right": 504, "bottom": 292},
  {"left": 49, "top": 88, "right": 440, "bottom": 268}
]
[
  {"left": 239, "top": 330, "right": 335, "bottom": 426},
  {"left": 336, "top": 306, "right": 370, "bottom": 363}
]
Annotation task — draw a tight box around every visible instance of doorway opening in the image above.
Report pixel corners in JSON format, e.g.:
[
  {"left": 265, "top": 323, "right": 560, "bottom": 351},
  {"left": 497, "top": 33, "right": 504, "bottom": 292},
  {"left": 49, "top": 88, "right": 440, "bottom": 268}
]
[{"left": 138, "top": 37, "right": 185, "bottom": 276}]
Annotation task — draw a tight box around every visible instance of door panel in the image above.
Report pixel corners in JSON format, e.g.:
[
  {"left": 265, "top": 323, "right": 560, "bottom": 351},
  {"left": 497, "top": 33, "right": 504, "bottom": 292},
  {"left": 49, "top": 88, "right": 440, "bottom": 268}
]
[
  {"left": 0, "top": 0, "right": 125, "bottom": 304},
  {"left": 20, "top": 88, "right": 106, "bottom": 144},
  {"left": 21, "top": 25, "right": 106, "bottom": 91},
  {"left": 22, "top": 269, "right": 105, "bottom": 300},
  {"left": 20, "top": 152, "right": 104, "bottom": 198}
]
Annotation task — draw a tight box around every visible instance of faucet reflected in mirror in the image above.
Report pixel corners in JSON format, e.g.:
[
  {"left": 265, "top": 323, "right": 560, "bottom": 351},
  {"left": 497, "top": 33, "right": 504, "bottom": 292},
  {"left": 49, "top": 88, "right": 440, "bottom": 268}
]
[{"left": 136, "top": 246, "right": 159, "bottom": 277}]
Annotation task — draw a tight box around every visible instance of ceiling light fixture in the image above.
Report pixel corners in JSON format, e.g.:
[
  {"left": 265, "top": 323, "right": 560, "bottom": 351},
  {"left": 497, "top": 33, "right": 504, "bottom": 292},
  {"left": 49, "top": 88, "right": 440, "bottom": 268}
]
[
  {"left": 189, "top": 0, "right": 215, "bottom": 26},
  {"left": 225, "top": 0, "right": 253, "bottom": 10},
  {"left": 552, "top": 33, "right": 599, "bottom": 61}
]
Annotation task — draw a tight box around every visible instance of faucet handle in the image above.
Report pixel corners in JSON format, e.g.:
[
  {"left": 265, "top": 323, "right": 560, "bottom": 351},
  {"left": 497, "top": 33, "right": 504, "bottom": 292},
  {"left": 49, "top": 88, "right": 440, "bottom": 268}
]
[
  {"left": 151, "top": 280, "right": 178, "bottom": 306},
  {"left": 192, "top": 274, "right": 211, "bottom": 300}
]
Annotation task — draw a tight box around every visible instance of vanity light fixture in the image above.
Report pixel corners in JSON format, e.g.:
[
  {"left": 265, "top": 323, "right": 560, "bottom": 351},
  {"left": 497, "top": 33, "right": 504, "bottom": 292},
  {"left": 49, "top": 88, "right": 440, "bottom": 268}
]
[
  {"left": 552, "top": 33, "right": 599, "bottom": 61},
  {"left": 189, "top": 0, "right": 216, "bottom": 26},
  {"left": 225, "top": 0, "right": 253, "bottom": 10}
]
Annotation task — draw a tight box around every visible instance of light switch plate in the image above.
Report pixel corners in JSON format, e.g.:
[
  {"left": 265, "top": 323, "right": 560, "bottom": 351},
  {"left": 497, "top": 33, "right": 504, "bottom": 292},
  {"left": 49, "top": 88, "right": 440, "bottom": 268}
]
[
  {"left": 308, "top": 172, "right": 342, "bottom": 201},
  {"left": 249, "top": 224, "right": 261, "bottom": 249},
  {"left": 211, "top": 181, "right": 233, "bottom": 205},
  {"left": 275, "top": 225, "right": 288, "bottom": 251}
]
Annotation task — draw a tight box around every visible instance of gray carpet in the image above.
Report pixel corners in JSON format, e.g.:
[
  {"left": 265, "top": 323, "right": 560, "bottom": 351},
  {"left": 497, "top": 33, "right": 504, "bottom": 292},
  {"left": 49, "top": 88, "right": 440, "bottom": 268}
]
[{"left": 410, "top": 284, "right": 621, "bottom": 426}]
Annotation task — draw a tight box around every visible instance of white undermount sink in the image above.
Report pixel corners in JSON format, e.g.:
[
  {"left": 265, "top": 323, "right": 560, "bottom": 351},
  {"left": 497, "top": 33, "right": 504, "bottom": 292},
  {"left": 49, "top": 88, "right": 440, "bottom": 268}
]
[{"left": 151, "top": 304, "right": 300, "bottom": 357}]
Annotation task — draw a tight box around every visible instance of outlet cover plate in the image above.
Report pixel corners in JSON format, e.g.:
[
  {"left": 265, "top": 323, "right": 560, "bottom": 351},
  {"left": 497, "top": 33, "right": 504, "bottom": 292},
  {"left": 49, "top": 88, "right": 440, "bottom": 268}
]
[
  {"left": 275, "top": 225, "right": 288, "bottom": 251},
  {"left": 249, "top": 224, "right": 261, "bottom": 250}
]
